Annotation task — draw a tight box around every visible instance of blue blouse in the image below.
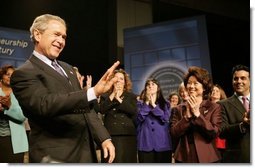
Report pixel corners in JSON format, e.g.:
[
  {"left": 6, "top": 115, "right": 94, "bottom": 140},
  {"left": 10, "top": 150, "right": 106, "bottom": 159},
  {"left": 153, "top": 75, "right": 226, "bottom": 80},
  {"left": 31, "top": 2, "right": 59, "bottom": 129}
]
[{"left": 136, "top": 100, "right": 172, "bottom": 152}]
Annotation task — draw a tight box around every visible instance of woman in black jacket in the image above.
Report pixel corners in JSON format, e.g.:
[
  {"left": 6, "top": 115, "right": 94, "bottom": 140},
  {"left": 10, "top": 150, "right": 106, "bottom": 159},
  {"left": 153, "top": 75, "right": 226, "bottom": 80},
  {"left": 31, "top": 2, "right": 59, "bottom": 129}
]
[{"left": 99, "top": 68, "right": 138, "bottom": 163}]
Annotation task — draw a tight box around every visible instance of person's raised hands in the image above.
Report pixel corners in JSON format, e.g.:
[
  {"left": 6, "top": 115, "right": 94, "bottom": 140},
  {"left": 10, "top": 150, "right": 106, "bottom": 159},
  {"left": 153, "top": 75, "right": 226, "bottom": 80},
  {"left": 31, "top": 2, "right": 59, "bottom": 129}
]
[{"left": 94, "top": 61, "right": 120, "bottom": 97}]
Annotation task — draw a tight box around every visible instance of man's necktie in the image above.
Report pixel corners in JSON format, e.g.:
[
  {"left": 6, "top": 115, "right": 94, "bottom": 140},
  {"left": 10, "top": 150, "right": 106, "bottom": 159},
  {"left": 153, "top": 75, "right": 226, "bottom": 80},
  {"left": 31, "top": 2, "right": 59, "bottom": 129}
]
[
  {"left": 51, "top": 60, "right": 65, "bottom": 77},
  {"left": 242, "top": 96, "right": 249, "bottom": 112}
]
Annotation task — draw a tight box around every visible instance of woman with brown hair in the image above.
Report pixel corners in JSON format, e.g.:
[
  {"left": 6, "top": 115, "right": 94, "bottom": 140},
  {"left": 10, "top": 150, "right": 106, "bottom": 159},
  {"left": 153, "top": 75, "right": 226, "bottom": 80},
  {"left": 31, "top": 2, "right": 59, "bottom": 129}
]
[
  {"left": 99, "top": 68, "right": 137, "bottom": 163},
  {"left": 0, "top": 65, "right": 28, "bottom": 162}
]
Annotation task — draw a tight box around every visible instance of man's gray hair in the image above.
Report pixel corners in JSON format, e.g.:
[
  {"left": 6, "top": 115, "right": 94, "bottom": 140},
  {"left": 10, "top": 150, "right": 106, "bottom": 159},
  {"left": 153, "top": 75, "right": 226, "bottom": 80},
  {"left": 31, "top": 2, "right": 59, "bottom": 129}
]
[{"left": 30, "top": 14, "right": 66, "bottom": 43}]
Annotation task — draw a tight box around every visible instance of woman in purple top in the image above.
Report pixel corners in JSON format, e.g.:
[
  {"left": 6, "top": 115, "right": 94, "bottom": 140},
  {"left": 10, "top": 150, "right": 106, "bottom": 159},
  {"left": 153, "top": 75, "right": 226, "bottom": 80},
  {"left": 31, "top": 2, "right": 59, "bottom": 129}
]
[{"left": 136, "top": 78, "right": 172, "bottom": 163}]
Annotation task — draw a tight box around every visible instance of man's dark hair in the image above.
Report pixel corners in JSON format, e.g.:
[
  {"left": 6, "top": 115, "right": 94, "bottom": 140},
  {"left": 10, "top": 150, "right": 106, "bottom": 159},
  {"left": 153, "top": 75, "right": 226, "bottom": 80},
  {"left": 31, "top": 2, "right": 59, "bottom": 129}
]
[{"left": 232, "top": 64, "right": 250, "bottom": 77}]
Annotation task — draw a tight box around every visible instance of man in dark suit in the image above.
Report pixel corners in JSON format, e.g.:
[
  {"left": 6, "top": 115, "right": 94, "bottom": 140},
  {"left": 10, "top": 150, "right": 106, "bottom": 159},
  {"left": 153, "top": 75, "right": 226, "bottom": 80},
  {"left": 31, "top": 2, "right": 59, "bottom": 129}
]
[
  {"left": 218, "top": 64, "right": 250, "bottom": 163},
  {"left": 10, "top": 14, "right": 118, "bottom": 163}
]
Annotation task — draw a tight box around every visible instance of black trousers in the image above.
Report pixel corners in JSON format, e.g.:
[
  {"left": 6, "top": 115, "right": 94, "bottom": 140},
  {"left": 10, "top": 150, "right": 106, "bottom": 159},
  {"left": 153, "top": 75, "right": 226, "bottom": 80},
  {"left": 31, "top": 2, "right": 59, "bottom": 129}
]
[
  {"left": 138, "top": 150, "right": 172, "bottom": 163},
  {"left": 101, "top": 135, "right": 137, "bottom": 163},
  {"left": 0, "top": 136, "right": 24, "bottom": 163}
]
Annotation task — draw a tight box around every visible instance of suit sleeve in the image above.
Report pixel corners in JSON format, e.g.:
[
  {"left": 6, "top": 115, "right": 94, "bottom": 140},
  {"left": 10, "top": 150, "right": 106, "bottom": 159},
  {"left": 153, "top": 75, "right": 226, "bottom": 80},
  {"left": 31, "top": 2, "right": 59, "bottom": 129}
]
[
  {"left": 218, "top": 100, "right": 245, "bottom": 138},
  {"left": 10, "top": 65, "right": 91, "bottom": 118},
  {"left": 84, "top": 109, "right": 111, "bottom": 144}
]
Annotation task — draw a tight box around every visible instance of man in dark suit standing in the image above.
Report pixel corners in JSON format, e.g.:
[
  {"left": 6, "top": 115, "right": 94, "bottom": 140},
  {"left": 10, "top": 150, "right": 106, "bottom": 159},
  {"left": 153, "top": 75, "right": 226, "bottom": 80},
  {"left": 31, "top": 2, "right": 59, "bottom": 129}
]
[
  {"left": 218, "top": 64, "right": 250, "bottom": 163},
  {"left": 10, "top": 14, "right": 118, "bottom": 163}
]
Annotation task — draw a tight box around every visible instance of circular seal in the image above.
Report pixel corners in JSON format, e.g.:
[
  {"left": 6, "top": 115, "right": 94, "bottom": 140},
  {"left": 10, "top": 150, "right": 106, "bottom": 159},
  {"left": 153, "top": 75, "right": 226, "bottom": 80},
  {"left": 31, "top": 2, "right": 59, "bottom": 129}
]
[{"left": 150, "top": 66, "right": 185, "bottom": 99}]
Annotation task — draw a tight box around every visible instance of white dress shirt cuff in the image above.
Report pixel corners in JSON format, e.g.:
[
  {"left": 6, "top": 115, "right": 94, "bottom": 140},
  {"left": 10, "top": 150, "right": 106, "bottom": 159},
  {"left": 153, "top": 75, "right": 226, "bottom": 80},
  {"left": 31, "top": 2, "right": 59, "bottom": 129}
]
[{"left": 87, "top": 87, "right": 97, "bottom": 102}]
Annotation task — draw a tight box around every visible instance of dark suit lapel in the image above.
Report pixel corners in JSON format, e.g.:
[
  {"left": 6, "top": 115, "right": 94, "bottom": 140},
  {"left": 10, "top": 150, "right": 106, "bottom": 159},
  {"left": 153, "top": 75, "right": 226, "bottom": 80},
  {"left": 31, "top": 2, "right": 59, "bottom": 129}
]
[
  {"left": 228, "top": 95, "right": 245, "bottom": 115},
  {"left": 29, "top": 55, "right": 73, "bottom": 89},
  {"left": 58, "top": 62, "right": 82, "bottom": 90}
]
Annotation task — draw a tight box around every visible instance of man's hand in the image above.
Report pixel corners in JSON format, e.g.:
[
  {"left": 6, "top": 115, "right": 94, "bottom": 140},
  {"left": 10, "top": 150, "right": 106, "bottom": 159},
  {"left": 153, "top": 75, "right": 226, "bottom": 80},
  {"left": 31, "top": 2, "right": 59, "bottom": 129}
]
[
  {"left": 243, "top": 111, "right": 250, "bottom": 125},
  {"left": 101, "top": 139, "right": 115, "bottom": 163},
  {"left": 94, "top": 61, "right": 120, "bottom": 97}
]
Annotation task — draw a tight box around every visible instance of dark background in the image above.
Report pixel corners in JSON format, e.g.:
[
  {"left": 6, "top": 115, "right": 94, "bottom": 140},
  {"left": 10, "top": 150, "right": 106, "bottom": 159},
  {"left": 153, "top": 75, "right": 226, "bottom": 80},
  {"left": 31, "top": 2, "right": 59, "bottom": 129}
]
[{"left": 0, "top": 0, "right": 249, "bottom": 96}]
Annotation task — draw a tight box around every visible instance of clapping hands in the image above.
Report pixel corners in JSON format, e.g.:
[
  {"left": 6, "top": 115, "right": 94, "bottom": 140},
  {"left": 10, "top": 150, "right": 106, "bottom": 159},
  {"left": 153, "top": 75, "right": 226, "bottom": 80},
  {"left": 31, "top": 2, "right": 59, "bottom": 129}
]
[
  {"left": 146, "top": 92, "right": 156, "bottom": 108},
  {"left": 243, "top": 111, "right": 250, "bottom": 125},
  {"left": 187, "top": 95, "right": 200, "bottom": 117},
  {"left": 0, "top": 95, "right": 11, "bottom": 112},
  {"left": 85, "top": 75, "right": 92, "bottom": 89},
  {"left": 109, "top": 83, "right": 123, "bottom": 103}
]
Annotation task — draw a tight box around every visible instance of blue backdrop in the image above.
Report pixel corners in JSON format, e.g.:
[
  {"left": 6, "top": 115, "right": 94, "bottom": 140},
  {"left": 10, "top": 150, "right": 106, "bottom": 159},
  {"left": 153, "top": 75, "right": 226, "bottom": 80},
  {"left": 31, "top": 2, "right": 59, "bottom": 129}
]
[
  {"left": 124, "top": 15, "right": 211, "bottom": 98},
  {"left": 0, "top": 26, "right": 33, "bottom": 68}
]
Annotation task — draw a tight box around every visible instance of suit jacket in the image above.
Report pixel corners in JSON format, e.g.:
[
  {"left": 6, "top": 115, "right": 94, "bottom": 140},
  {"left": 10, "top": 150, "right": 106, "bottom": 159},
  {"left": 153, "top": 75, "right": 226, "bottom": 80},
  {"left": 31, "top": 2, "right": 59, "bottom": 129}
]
[
  {"left": 218, "top": 95, "right": 250, "bottom": 163},
  {"left": 99, "top": 91, "right": 137, "bottom": 135},
  {"left": 10, "top": 55, "right": 111, "bottom": 163},
  {"left": 99, "top": 91, "right": 138, "bottom": 163},
  {"left": 170, "top": 100, "right": 221, "bottom": 163}
]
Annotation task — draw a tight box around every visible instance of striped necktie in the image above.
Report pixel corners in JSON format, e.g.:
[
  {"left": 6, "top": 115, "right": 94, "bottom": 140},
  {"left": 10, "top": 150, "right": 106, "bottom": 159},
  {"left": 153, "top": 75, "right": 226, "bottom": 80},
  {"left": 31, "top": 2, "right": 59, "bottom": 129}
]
[
  {"left": 51, "top": 60, "right": 65, "bottom": 77},
  {"left": 242, "top": 96, "right": 249, "bottom": 112}
]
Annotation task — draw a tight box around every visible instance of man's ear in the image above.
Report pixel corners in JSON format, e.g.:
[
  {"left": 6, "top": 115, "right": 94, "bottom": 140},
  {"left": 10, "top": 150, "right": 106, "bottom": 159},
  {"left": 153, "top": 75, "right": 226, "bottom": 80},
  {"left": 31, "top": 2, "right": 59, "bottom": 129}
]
[{"left": 34, "top": 29, "right": 41, "bottom": 42}]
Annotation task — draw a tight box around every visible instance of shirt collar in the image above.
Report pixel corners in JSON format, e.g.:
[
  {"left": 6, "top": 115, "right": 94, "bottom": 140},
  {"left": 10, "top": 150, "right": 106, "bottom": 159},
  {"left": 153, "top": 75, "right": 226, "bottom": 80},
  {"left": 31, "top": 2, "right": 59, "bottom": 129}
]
[
  {"left": 33, "top": 50, "right": 53, "bottom": 67},
  {"left": 235, "top": 92, "right": 250, "bottom": 102}
]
